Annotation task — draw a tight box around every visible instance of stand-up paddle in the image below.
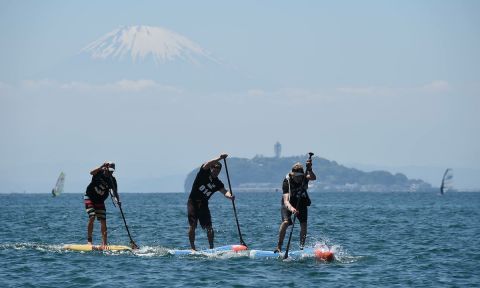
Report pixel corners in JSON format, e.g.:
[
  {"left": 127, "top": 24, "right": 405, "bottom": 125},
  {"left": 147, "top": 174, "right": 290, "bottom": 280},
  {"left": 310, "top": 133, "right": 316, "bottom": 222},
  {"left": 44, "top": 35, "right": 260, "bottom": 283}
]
[
  {"left": 109, "top": 188, "right": 139, "bottom": 250},
  {"left": 118, "top": 201, "right": 139, "bottom": 250},
  {"left": 284, "top": 152, "right": 314, "bottom": 259},
  {"left": 223, "top": 158, "right": 248, "bottom": 248}
]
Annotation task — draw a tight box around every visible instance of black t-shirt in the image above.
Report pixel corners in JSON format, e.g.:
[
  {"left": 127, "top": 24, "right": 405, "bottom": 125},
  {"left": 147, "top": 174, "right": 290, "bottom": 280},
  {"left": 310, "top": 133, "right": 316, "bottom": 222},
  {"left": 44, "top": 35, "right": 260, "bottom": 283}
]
[
  {"left": 85, "top": 172, "right": 117, "bottom": 203},
  {"left": 188, "top": 166, "right": 225, "bottom": 202},
  {"left": 282, "top": 175, "right": 310, "bottom": 208}
]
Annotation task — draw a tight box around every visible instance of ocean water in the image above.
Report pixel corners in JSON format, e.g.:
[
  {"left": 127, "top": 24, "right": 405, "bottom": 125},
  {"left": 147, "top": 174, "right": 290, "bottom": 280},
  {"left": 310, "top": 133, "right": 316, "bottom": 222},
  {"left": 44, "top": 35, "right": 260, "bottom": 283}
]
[{"left": 1, "top": 192, "right": 479, "bottom": 287}]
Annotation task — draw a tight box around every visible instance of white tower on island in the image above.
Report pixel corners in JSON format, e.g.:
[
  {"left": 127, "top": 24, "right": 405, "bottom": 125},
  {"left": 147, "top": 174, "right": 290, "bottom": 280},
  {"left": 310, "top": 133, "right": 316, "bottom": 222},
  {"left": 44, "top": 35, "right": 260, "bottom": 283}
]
[{"left": 274, "top": 141, "right": 281, "bottom": 158}]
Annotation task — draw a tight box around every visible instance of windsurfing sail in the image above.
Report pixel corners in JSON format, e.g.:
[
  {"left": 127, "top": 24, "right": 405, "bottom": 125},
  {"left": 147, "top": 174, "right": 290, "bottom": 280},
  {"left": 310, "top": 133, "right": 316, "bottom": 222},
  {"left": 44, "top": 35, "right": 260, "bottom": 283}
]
[
  {"left": 440, "top": 168, "right": 453, "bottom": 195},
  {"left": 52, "top": 172, "right": 65, "bottom": 197}
]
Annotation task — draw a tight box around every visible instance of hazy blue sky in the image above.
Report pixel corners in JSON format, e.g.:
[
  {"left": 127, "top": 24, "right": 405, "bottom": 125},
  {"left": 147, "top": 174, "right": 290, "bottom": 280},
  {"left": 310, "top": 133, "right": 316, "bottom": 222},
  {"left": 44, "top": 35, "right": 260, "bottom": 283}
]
[{"left": 1, "top": 1, "right": 479, "bottom": 192}]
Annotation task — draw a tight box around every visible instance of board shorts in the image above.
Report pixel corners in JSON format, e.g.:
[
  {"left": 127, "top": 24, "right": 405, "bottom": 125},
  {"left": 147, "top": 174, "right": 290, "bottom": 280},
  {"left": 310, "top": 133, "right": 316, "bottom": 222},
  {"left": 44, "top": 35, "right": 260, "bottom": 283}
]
[
  {"left": 281, "top": 204, "right": 308, "bottom": 224},
  {"left": 84, "top": 195, "right": 106, "bottom": 220},
  {"left": 187, "top": 198, "right": 212, "bottom": 229}
]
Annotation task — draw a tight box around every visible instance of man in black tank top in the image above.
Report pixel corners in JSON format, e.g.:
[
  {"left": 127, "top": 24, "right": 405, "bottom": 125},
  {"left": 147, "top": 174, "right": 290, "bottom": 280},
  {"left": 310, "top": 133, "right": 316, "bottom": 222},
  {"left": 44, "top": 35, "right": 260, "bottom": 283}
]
[
  {"left": 275, "top": 160, "right": 316, "bottom": 253},
  {"left": 187, "top": 153, "right": 235, "bottom": 251},
  {"left": 84, "top": 161, "right": 120, "bottom": 247}
]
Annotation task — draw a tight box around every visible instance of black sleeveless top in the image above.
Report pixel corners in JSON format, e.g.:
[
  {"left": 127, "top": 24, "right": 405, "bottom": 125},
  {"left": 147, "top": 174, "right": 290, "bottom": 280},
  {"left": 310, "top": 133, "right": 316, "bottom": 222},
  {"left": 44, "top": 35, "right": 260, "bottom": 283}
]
[
  {"left": 189, "top": 166, "right": 225, "bottom": 202},
  {"left": 282, "top": 175, "right": 310, "bottom": 208}
]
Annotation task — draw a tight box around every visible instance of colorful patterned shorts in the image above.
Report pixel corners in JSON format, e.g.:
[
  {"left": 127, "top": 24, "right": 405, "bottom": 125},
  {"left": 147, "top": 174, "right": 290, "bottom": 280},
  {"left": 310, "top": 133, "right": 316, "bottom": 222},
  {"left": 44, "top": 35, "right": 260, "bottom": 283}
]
[{"left": 84, "top": 195, "right": 106, "bottom": 220}]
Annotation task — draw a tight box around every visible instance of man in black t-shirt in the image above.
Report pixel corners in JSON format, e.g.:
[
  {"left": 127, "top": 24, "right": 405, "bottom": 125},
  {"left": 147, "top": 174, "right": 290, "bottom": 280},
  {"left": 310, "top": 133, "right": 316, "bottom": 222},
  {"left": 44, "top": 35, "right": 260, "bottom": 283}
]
[
  {"left": 275, "top": 160, "right": 316, "bottom": 253},
  {"left": 187, "top": 153, "right": 235, "bottom": 251},
  {"left": 84, "top": 161, "right": 120, "bottom": 247}
]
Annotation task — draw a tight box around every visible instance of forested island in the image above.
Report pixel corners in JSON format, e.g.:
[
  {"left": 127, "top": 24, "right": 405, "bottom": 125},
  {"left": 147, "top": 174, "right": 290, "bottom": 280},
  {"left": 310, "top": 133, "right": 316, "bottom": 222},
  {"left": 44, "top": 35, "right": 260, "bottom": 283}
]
[{"left": 184, "top": 155, "right": 433, "bottom": 193}]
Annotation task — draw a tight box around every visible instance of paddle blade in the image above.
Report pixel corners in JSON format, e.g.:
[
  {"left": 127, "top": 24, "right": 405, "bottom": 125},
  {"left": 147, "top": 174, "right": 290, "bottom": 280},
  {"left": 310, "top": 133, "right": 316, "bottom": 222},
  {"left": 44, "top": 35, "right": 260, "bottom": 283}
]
[
  {"left": 240, "top": 240, "right": 248, "bottom": 249},
  {"left": 130, "top": 241, "right": 139, "bottom": 250}
]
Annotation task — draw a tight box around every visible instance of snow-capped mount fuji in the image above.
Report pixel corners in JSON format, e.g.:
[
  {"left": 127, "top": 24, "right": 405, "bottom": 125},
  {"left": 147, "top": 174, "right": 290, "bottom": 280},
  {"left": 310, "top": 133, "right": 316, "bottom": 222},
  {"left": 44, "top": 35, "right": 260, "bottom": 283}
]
[
  {"left": 44, "top": 25, "right": 257, "bottom": 92},
  {"left": 82, "top": 25, "right": 215, "bottom": 65}
]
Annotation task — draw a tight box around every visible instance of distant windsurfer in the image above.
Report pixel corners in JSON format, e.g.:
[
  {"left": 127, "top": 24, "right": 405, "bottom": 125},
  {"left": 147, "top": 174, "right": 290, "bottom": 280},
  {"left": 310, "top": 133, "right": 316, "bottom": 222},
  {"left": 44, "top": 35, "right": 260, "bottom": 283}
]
[
  {"left": 187, "top": 154, "right": 235, "bottom": 251},
  {"left": 275, "top": 159, "right": 316, "bottom": 253},
  {"left": 51, "top": 172, "right": 65, "bottom": 197},
  {"left": 440, "top": 168, "right": 453, "bottom": 195},
  {"left": 84, "top": 161, "right": 120, "bottom": 247}
]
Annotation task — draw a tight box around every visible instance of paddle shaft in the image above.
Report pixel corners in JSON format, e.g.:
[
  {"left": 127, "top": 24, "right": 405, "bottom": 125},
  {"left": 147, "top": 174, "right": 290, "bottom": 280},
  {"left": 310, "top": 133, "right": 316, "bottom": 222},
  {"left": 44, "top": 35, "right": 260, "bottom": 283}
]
[
  {"left": 117, "top": 203, "right": 139, "bottom": 249},
  {"left": 283, "top": 199, "right": 301, "bottom": 259},
  {"left": 284, "top": 152, "right": 314, "bottom": 259},
  {"left": 108, "top": 177, "right": 139, "bottom": 249},
  {"left": 223, "top": 158, "right": 247, "bottom": 247}
]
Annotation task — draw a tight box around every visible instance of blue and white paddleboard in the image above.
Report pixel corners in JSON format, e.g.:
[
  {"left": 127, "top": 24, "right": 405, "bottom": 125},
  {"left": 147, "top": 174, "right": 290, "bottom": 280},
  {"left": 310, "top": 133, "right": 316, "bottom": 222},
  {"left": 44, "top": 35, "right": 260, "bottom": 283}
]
[
  {"left": 250, "top": 247, "right": 334, "bottom": 261},
  {"left": 169, "top": 244, "right": 247, "bottom": 256}
]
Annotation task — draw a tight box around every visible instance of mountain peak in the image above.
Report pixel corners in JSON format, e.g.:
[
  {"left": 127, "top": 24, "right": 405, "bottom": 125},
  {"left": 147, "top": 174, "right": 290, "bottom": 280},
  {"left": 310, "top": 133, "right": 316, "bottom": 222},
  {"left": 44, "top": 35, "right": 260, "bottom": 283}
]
[{"left": 82, "top": 25, "right": 212, "bottom": 64}]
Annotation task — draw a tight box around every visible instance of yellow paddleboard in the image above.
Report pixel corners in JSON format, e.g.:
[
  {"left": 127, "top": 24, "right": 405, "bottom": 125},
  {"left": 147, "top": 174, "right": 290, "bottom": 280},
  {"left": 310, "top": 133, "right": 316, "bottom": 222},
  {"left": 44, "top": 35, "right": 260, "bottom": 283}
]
[{"left": 63, "top": 244, "right": 132, "bottom": 251}]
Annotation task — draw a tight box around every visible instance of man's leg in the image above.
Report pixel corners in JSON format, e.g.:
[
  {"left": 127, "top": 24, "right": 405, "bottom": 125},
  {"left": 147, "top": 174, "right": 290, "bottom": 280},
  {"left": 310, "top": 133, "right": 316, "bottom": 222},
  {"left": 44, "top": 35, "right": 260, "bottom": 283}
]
[
  {"left": 188, "top": 225, "right": 196, "bottom": 251},
  {"left": 299, "top": 222, "right": 307, "bottom": 249},
  {"left": 206, "top": 225, "right": 214, "bottom": 249},
  {"left": 100, "top": 219, "right": 107, "bottom": 246},
  {"left": 199, "top": 204, "right": 213, "bottom": 249},
  {"left": 276, "top": 220, "right": 290, "bottom": 252},
  {"left": 87, "top": 216, "right": 95, "bottom": 244}
]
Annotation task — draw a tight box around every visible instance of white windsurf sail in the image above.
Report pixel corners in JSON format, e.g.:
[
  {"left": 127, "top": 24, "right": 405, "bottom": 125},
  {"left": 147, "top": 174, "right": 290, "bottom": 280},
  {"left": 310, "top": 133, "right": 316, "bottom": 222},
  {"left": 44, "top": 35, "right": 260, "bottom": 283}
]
[
  {"left": 440, "top": 168, "right": 453, "bottom": 195},
  {"left": 52, "top": 172, "right": 65, "bottom": 197}
]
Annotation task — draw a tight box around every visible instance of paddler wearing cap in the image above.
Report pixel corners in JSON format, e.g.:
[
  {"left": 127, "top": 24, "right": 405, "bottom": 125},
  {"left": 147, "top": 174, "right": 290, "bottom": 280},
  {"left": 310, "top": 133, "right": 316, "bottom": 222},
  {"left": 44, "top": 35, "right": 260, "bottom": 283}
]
[
  {"left": 274, "top": 159, "right": 316, "bottom": 253},
  {"left": 187, "top": 154, "right": 235, "bottom": 251},
  {"left": 83, "top": 161, "right": 120, "bottom": 247}
]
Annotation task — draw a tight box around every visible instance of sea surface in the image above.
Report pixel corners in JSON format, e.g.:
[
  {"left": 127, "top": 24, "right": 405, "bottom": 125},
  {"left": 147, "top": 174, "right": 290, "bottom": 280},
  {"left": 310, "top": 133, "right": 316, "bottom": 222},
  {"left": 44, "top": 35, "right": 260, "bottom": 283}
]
[{"left": 1, "top": 192, "right": 479, "bottom": 287}]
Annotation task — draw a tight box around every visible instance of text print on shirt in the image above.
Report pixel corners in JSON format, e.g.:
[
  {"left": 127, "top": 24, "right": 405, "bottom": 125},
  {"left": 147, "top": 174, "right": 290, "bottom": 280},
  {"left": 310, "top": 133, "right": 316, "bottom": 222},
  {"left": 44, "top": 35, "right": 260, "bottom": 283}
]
[
  {"left": 94, "top": 183, "right": 108, "bottom": 196},
  {"left": 199, "top": 180, "right": 217, "bottom": 198}
]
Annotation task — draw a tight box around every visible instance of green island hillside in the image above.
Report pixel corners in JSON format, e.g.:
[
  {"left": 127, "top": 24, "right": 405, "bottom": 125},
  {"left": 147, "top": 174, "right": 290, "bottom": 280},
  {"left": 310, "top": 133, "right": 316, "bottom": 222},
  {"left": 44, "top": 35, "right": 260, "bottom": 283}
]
[{"left": 184, "top": 155, "right": 433, "bottom": 193}]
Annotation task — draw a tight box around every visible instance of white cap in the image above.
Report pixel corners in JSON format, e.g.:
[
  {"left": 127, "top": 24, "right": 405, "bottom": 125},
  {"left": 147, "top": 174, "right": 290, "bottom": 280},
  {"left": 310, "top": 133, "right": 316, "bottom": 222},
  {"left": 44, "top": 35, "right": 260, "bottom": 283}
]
[{"left": 106, "top": 161, "right": 115, "bottom": 172}]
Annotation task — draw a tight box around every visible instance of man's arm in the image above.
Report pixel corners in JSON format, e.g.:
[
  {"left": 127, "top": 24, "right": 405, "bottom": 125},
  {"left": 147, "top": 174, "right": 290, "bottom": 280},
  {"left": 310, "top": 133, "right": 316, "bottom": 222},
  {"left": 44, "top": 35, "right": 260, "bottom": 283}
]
[
  {"left": 306, "top": 170, "right": 316, "bottom": 181},
  {"left": 111, "top": 178, "right": 120, "bottom": 202},
  {"left": 305, "top": 159, "right": 316, "bottom": 181},
  {"left": 283, "top": 193, "right": 298, "bottom": 214},
  {"left": 219, "top": 187, "right": 234, "bottom": 200},
  {"left": 90, "top": 162, "right": 109, "bottom": 175},
  {"left": 202, "top": 153, "right": 228, "bottom": 170}
]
